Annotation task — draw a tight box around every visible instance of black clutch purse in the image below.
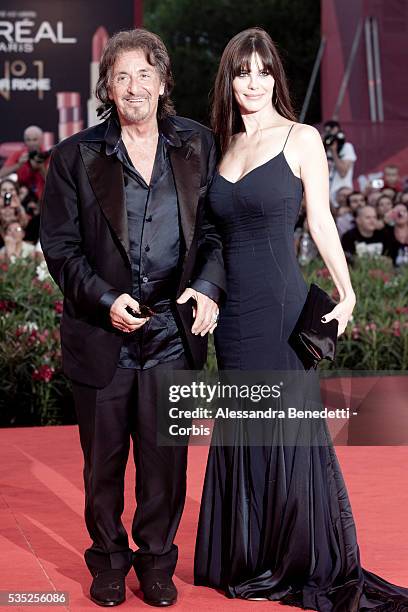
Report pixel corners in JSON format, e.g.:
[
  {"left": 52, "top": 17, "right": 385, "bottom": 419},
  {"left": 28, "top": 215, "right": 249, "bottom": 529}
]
[{"left": 289, "top": 283, "right": 338, "bottom": 369}]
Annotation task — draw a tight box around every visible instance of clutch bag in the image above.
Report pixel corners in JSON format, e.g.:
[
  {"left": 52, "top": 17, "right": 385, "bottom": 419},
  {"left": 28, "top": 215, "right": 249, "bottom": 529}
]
[{"left": 289, "top": 283, "right": 338, "bottom": 368}]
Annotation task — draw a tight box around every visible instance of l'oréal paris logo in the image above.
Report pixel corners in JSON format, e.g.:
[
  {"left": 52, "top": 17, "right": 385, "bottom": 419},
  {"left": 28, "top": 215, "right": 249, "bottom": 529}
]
[{"left": 0, "top": 19, "right": 77, "bottom": 53}]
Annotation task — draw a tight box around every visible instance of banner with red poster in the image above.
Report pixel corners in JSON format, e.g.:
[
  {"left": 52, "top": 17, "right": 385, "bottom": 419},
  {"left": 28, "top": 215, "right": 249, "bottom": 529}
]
[{"left": 0, "top": 1, "right": 138, "bottom": 149}]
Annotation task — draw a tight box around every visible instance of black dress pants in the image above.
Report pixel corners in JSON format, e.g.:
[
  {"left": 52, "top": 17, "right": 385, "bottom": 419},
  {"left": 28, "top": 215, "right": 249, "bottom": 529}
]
[{"left": 71, "top": 356, "right": 188, "bottom": 578}]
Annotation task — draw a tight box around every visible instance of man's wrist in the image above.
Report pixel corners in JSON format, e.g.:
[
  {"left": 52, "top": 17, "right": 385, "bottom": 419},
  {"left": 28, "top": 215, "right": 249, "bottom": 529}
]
[
  {"left": 99, "top": 289, "right": 123, "bottom": 315},
  {"left": 190, "top": 278, "right": 222, "bottom": 304}
]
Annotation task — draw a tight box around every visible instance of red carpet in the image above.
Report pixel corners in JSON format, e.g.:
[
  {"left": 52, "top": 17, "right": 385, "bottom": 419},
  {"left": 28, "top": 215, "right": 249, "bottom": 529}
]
[{"left": 0, "top": 426, "right": 407, "bottom": 610}]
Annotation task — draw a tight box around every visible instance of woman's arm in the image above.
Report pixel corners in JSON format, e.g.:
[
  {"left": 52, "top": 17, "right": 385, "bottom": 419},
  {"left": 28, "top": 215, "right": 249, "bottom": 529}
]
[{"left": 294, "top": 124, "right": 356, "bottom": 335}]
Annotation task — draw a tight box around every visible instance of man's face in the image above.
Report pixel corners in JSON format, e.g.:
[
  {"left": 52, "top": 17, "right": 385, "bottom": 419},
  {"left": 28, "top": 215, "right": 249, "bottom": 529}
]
[
  {"left": 384, "top": 166, "right": 399, "bottom": 187},
  {"left": 382, "top": 187, "right": 396, "bottom": 201},
  {"left": 108, "top": 49, "right": 165, "bottom": 124},
  {"left": 24, "top": 128, "right": 42, "bottom": 152},
  {"left": 325, "top": 123, "right": 339, "bottom": 136},
  {"left": 377, "top": 196, "right": 393, "bottom": 217},
  {"left": 356, "top": 206, "right": 377, "bottom": 233},
  {"left": 367, "top": 191, "right": 381, "bottom": 206},
  {"left": 336, "top": 187, "right": 352, "bottom": 206},
  {"left": 348, "top": 193, "right": 366, "bottom": 211}
]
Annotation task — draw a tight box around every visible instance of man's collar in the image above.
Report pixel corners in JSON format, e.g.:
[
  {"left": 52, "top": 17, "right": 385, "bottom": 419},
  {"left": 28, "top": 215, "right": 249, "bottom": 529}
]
[
  {"left": 103, "top": 113, "right": 183, "bottom": 156},
  {"left": 159, "top": 117, "right": 183, "bottom": 148},
  {"left": 104, "top": 114, "right": 122, "bottom": 156}
]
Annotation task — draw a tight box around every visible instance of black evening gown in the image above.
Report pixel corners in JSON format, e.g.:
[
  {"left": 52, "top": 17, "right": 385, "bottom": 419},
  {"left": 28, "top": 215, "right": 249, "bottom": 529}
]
[{"left": 194, "top": 126, "right": 408, "bottom": 610}]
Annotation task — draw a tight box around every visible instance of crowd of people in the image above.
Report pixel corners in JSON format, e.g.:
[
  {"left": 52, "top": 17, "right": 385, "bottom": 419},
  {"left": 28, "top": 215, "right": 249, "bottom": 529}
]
[
  {"left": 1, "top": 121, "right": 407, "bottom": 268},
  {"left": 0, "top": 125, "right": 46, "bottom": 262},
  {"left": 295, "top": 120, "right": 408, "bottom": 267}
]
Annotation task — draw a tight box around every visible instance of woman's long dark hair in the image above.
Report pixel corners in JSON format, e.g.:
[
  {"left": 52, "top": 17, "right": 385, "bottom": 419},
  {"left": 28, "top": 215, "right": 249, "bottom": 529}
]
[{"left": 212, "top": 27, "right": 297, "bottom": 154}]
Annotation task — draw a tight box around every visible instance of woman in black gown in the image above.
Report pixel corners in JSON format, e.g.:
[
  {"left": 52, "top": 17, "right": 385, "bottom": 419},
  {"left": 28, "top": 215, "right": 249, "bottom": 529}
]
[{"left": 194, "top": 28, "right": 408, "bottom": 610}]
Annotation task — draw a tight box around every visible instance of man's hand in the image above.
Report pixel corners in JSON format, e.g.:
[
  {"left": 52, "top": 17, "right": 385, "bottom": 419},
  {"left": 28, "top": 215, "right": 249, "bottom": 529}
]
[
  {"left": 328, "top": 140, "right": 339, "bottom": 155},
  {"left": 330, "top": 141, "right": 352, "bottom": 178},
  {"left": 110, "top": 293, "right": 148, "bottom": 333},
  {"left": 177, "top": 288, "right": 219, "bottom": 336}
]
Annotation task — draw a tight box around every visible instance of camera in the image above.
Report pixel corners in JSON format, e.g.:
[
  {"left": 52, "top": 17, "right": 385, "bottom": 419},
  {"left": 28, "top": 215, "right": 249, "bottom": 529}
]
[
  {"left": 323, "top": 131, "right": 345, "bottom": 154},
  {"left": 3, "top": 192, "right": 12, "bottom": 207},
  {"left": 28, "top": 149, "right": 52, "bottom": 162},
  {"left": 371, "top": 178, "right": 384, "bottom": 189}
]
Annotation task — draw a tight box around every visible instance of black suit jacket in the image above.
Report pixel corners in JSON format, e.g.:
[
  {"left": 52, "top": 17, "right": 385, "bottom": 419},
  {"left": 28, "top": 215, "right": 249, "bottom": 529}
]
[{"left": 40, "top": 115, "right": 226, "bottom": 388}]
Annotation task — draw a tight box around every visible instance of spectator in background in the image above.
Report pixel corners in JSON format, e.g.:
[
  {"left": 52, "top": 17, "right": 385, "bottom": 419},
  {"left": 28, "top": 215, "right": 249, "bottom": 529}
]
[
  {"left": 375, "top": 195, "right": 394, "bottom": 230},
  {"left": 335, "top": 205, "right": 353, "bottom": 238},
  {"left": 399, "top": 190, "right": 408, "bottom": 206},
  {"left": 0, "top": 220, "right": 36, "bottom": 262},
  {"left": 341, "top": 205, "right": 385, "bottom": 261},
  {"left": 381, "top": 187, "right": 397, "bottom": 202},
  {"left": 348, "top": 191, "right": 366, "bottom": 211},
  {"left": 383, "top": 164, "right": 403, "bottom": 192},
  {"left": 335, "top": 191, "right": 366, "bottom": 237},
  {"left": 0, "top": 179, "right": 29, "bottom": 243},
  {"left": 0, "top": 125, "right": 49, "bottom": 200},
  {"left": 334, "top": 185, "right": 353, "bottom": 209},
  {"left": 323, "top": 120, "right": 357, "bottom": 207},
  {"left": 0, "top": 178, "right": 40, "bottom": 243},
  {"left": 367, "top": 189, "right": 382, "bottom": 207},
  {"left": 383, "top": 203, "right": 408, "bottom": 266},
  {"left": 18, "top": 183, "right": 40, "bottom": 214},
  {"left": 22, "top": 189, "right": 40, "bottom": 244}
]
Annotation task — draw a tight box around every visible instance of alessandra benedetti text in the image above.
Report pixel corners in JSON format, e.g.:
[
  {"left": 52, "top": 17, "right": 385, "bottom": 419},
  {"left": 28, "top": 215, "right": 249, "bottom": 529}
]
[{"left": 168, "top": 407, "right": 352, "bottom": 420}]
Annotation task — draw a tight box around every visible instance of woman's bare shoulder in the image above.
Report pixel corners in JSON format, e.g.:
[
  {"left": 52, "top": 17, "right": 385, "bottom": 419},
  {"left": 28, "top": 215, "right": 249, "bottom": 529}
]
[{"left": 291, "top": 122, "right": 321, "bottom": 143}]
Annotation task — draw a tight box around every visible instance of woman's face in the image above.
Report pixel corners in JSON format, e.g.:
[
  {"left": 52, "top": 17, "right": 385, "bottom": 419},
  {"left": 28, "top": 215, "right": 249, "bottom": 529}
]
[
  {"left": 5, "top": 222, "right": 24, "bottom": 243},
  {"left": 232, "top": 52, "right": 275, "bottom": 115},
  {"left": 393, "top": 204, "right": 408, "bottom": 226},
  {"left": 0, "top": 181, "right": 17, "bottom": 196}
]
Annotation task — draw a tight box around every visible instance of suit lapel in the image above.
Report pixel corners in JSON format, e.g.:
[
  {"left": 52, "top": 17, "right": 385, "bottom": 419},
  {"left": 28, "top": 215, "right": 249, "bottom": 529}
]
[
  {"left": 79, "top": 142, "right": 130, "bottom": 264},
  {"left": 169, "top": 133, "right": 202, "bottom": 255}
]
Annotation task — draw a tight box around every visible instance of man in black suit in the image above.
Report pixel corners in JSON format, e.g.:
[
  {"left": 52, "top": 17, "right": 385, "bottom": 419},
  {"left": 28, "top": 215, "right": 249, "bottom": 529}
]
[{"left": 41, "top": 29, "right": 225, "bottom": 608}]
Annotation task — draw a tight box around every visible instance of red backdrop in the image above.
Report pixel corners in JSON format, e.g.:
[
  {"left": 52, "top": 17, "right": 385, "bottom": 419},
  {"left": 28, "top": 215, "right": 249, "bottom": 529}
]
[{"left": 321, "top": 0, "right": 408, "bottom": 178}]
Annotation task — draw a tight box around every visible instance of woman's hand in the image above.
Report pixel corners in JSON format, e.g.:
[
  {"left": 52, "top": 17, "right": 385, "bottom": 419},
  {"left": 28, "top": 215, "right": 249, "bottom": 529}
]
[{"left": 321, "top": 293, "right": 356, "bottom": 337}]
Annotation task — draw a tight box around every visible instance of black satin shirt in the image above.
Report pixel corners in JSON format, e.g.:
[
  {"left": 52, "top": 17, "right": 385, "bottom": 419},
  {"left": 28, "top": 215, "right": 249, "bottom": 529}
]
[{"left": 105, "top": 118, "right": 185, "bottom": 369}]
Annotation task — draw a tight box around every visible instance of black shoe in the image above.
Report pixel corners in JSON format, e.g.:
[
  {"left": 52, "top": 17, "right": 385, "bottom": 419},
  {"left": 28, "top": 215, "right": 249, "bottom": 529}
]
[
  {"left": 90, "top": 569, "right": 126, "bottom": 607},
  {"left": 138, "top": 570, "right": 177, "bottom": 607}
]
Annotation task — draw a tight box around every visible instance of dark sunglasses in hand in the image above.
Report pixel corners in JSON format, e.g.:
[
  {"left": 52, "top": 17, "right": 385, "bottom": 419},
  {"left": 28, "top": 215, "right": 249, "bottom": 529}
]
[{"left": 126, "top": 304, "right": 156, "bottom": 318}]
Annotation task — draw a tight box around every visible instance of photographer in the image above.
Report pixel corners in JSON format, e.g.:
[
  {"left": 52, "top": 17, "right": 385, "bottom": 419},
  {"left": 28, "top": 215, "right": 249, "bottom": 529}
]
[
  {"left": 323, "top": 120, "right": 357, "bottom": 207},
  {"left": 0, "top": 125, "right": 50, "bottom": 200}
]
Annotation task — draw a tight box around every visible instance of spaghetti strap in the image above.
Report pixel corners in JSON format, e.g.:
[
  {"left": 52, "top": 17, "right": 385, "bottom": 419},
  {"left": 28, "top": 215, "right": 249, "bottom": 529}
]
[{"left": 282, "top": 123, "right": 295, "bottom": 152}]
